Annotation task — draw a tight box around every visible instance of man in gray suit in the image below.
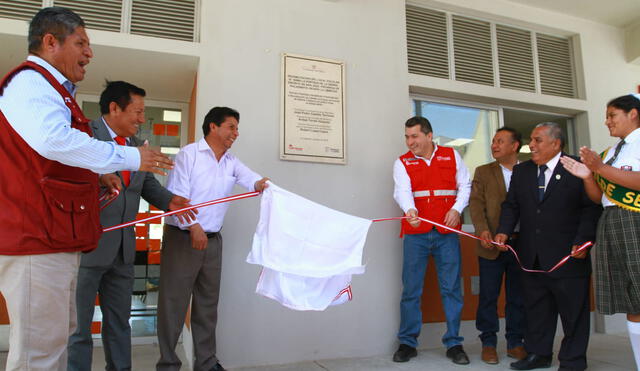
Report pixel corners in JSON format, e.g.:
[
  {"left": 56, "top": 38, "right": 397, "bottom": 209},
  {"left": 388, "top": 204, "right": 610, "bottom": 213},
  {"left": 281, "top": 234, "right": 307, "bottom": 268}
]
[{"left": 68, "top": 81, "right": 194, "bottom": 371}]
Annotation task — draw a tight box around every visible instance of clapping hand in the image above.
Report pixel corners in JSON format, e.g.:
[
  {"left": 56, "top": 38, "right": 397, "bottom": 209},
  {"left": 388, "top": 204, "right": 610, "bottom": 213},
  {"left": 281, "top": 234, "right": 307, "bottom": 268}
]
[{"left": 560, "top": 155, "right": 592, "bottom": 179}]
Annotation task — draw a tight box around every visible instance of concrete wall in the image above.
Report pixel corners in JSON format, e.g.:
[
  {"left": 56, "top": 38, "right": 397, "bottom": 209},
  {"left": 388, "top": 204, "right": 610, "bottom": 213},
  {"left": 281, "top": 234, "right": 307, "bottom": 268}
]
[{"left": 194, "top": 0, "right": 411, "bottom": 367}]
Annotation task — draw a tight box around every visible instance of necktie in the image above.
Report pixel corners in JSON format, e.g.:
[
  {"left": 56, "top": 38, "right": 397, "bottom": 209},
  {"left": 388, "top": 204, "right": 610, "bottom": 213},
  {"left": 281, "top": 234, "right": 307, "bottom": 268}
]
[
  {"left": 537, "top": 164, "right": 548, "bottom": 201},
  {"left": 114, "top": 136, "right": 131, "bottom": 187},
  {"left": 605, "top": 139, "right": 625, "bottom": 166}
]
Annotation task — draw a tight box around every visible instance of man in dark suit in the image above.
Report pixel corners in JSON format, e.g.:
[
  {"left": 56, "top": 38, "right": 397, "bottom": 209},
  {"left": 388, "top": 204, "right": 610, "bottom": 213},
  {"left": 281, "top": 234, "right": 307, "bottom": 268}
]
[
  {"left": 494, "top": 122, "right": 602, "bottom": 371},
  {"left": 67, "top": 81, "right": 194, "bottom": 371},
  {"left": 469, "top": 127, "right": 527, "bottom": 364}
]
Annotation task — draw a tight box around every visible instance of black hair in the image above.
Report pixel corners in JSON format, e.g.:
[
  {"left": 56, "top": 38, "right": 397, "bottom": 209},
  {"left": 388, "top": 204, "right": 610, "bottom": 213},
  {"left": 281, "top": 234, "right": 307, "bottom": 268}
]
[
  {"left": 607, "top": 94, "right": 640, "bottom": 119},
  {"left": 496, "top": 127, "right": 523, "bottom": 152},
  {"left": 202, "top": 107, "right": 240, "bottom": 136},
  {"left": 404, "top": 116, "right": 432, "bottom": 135},
  {"left": 99, "top": 81, "right": 146, "bottom": 114}
]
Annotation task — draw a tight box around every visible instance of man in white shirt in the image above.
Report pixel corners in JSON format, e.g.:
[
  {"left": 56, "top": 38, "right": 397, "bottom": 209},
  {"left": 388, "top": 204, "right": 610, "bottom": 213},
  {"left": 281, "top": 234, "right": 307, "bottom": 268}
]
[
  {"left": 156, "top": 107, "right": 268, "bottom": 371},
  {"left": 392, "top": 116, "right": 471, "bottom": 365}
]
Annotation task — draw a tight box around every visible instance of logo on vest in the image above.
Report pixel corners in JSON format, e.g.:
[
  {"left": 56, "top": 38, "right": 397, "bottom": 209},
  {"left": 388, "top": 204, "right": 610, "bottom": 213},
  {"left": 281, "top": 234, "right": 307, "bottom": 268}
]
[
  {"left": 403, "top": 158, "right": 421, "bottom": 165},
  {"left": 64, "top": 97, "right": 72, "bottom": 103},
  {"left": 436, "top": 156, "right": 451, "bottom": 161}
]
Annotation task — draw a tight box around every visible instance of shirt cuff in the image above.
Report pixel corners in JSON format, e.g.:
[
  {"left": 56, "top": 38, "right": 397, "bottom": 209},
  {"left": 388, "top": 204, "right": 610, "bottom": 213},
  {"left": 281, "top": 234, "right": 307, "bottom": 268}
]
[
  {"left": 451, "top": 204, "right": 465, "bottom": 214},
  {"left": 122, "top": 146, "right": 141, "bottom": 171}
]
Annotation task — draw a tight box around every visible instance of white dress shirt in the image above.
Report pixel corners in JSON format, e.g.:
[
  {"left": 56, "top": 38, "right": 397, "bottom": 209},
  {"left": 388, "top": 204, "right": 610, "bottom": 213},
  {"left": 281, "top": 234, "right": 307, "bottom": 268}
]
[
  {"left": 539, "top": 151, "right": 562, "bottom": 190},
  {"left": 0, "top": 55, "right": 140, "bottom": 173},
  {"left": 165, "top": 138, "right": 262, "bottom": 233},
  {"left": 393, "top": 144, "right": 471, "bottom": 214},
  {"left": 500, "top": 163, "right": 514, "bottom": 191},
  {"left": 601, "top": 128, "right": 640, "bottom": 206}
]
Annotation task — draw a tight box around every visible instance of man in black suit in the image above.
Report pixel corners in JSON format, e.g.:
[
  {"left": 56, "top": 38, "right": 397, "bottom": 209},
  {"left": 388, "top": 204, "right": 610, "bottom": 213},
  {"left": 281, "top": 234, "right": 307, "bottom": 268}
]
[{"left": 494, "top": 122, "right": 601, "bottom": 371}]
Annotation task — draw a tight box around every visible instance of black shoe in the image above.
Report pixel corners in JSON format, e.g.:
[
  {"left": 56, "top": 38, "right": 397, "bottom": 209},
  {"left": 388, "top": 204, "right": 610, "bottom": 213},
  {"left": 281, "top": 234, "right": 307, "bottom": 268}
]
[
  {"left": 393, "top": 344, "right": 417, "bottom": 362},
  {"left": 557, "top": 367, "right": 581, "bottom": 371},
  {"left": 210, "top": 363, "right": 226, "bottom": 371},
  {"left": 446, "top": 345, "right": 470, "bottom": 365},
  {"left": 510, "top": 354, "right": 552, "bottom": 370}
]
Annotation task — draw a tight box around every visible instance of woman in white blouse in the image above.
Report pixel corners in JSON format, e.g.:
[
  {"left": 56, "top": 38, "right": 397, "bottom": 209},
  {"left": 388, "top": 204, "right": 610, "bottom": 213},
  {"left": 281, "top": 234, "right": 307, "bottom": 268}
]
[{"left": 561, "top": 94, "right": 640, "bottom": 370}]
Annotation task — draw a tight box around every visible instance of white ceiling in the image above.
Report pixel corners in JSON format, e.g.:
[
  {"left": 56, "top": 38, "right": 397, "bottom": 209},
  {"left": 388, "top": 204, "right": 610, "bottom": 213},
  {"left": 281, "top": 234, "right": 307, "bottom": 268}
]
[
  {"left": 505, "top": 0, "right": 640, "bottom": 27},
  {"left": 0, "top": 33, "right": 199, "bottom": 103}
]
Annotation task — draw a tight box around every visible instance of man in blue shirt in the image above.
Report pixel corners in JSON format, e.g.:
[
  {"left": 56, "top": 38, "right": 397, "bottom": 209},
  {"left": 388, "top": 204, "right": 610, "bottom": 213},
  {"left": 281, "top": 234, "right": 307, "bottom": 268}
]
[{"left": 0, "top": 7, "right": 173, "bottom": 370}]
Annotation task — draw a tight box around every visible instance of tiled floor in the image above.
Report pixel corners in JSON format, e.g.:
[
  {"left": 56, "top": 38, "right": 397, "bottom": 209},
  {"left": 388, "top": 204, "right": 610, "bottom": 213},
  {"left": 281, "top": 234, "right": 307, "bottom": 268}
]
[
  {"left": 0, "top": 332, "right": 633, "bottom": 370},
  {"left": 232, "top": 332, "right": 635, "bottom": 370}
]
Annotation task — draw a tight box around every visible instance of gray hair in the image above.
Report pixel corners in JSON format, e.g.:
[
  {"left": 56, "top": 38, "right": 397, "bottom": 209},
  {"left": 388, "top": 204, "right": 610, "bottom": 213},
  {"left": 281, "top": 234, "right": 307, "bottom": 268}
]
[
  {"left": 535, "top": 122, "right": 565, "bottom": 148},
  {"left": 28, "top": 7, "right": 85, "bottom": 54}
]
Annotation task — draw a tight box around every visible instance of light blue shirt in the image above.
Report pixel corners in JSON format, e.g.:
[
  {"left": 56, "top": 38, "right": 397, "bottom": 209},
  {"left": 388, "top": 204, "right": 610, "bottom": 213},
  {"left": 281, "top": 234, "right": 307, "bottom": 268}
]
[{"left": 0, "top": 55, "right": 140, "bottom": 173}]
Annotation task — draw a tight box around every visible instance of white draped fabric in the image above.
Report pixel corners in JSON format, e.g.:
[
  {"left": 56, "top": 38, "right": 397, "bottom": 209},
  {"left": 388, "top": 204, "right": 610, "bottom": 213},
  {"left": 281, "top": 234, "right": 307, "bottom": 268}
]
[{"left": 247, "top": 183, "right": 372, "bottom": 311}]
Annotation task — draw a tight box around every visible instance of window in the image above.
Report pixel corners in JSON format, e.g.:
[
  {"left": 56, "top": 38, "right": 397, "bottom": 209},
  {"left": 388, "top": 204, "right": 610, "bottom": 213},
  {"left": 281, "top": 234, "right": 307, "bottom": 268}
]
[{"left": 413, "top": 100, "right": 499, "bottom": 178}]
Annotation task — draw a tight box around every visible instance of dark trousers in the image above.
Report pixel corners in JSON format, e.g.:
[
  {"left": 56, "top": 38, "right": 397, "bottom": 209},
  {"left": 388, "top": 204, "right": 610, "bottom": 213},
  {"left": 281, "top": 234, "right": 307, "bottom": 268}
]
[
  {"left": 156, "top": 225, "right": 223, "bottom": 371},
  {"left": 521, "top": 272, "right": 590, "bottom": 370},
  {"left": 476, "top": 249, "right": 526, "bottom": 349},
  {"left": 68, "top": 251, "right": 134, "bottom": 371}
]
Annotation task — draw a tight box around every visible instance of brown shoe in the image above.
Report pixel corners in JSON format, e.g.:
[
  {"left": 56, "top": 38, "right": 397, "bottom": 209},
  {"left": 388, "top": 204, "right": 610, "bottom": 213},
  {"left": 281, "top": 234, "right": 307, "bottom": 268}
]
[
  {"left": 507, "top": 345, "right": 527, "bottom": 360},
  {"left": 481, "top": 346, "right": 498, "bottom": 364}
]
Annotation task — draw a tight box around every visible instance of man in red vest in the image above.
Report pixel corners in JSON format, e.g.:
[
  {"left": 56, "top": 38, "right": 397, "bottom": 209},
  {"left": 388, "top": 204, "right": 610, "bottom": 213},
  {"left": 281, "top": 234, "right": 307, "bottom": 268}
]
[
  {"left": 0, "top": 7, "right": 173, "bottom": 370},
  {"left": 392, "top": 116, "right": 471, "bottom": 365}
]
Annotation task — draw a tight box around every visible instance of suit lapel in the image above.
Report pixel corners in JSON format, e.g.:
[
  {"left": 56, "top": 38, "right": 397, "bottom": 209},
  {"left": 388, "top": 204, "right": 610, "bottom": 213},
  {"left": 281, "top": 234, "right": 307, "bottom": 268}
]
[
  {"left": 526, "top": 161, "right": 540, "bottom": 202},
  {"left": 490, "top": 162, "right": 507, "bottom": 196},
  {"left": 542, "top": 154, "right": 567, "bottom": 201}
]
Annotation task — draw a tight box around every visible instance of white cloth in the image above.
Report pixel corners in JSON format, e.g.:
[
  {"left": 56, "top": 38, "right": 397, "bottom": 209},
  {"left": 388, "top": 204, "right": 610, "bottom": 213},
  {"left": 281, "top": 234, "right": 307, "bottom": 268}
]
[
  {"left": 393, "top": 144, "right": 471, "bottom": 214},
  {"left": 601, "top": 128, "right": 640, "bottom": 206},
  {"left": 0, "top": 55, "right": 140, "bottom": 173},
  {"left": 165, "top": 138, "right": 261, "bottom": 232},
  {"left": 247, "top": 183, "right": 372, "bottom": 311},
  {"left": 0, "top": 252, "right": 80, "bottom": 371}
]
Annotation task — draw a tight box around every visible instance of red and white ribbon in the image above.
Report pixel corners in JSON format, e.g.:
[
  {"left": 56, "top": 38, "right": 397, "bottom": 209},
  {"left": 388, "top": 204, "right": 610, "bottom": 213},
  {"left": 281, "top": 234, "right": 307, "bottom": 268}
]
[
  {"left": 99, "top": 189, "right": 120, "bottom": 210},
  {"left": 101, "top": 191, "right": 260, "bottom": 233},
  {"left": 371, "top": 215, "right": 593, "bottom": 273},
  {"left": 101, "top": 192, "right": 592, "bottom": 273}
]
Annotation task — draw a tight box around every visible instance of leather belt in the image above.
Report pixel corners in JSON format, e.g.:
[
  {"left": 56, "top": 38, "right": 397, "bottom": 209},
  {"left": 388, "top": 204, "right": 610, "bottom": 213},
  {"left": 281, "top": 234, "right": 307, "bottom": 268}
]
[{"left": 170, "top": 225, "right": 220, "bottom": 239}]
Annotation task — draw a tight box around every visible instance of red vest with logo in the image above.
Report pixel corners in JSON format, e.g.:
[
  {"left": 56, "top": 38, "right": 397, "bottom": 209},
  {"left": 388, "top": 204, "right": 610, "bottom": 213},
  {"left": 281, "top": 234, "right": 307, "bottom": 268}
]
[
  {"left": 400, "top": 146, "right": 460, "bottom": 235},
  {"left": 0, "top": 61, "right": 101, "bottom": 255}
]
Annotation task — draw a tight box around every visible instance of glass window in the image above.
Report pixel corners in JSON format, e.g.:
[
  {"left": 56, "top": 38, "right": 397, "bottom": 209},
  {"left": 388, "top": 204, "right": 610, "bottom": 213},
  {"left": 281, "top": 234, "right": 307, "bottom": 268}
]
[{"left": 413, "top": 100, "right": 499, "bottom": 178}]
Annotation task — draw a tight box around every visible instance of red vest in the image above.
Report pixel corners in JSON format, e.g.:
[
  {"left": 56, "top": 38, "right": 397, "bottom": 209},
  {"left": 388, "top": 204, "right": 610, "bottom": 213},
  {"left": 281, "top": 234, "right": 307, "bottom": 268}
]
[
  {"left": 0, "top": 61, "right": 101, "bottom": 255},
  {"left": 400, "top": 146, "right": 460, "bottom": 235}
]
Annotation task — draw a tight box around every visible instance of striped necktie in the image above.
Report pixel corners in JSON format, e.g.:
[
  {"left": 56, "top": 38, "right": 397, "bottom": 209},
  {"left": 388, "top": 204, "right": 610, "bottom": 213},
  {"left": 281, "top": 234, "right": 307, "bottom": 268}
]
[
  {"left": 537, "top": 164, "right": 548, "bottom": 201},
  {"left": 605, "top": 140, "right": 625, "bottom": 166}
]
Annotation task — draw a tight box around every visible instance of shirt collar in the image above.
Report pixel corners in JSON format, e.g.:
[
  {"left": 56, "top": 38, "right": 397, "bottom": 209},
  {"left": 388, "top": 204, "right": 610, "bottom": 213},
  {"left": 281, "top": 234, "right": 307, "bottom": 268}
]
[
  {"left": 102, "top": 117, "right": 121, "bottom": 142},
  {"left": 624, "top": 128, "right": 640, "bottom": 144},
  {"left": 197, "top": 137, "right": 230, "bottom": 161},
  {"left": 413, "top": 143, "right": 438, "bottom": 161},
  {"left": 542, "top": 151, "right": 562, "bottom": 172},
  {"left": 27, "top": 55, "right": 76, "bottom": 96}
]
